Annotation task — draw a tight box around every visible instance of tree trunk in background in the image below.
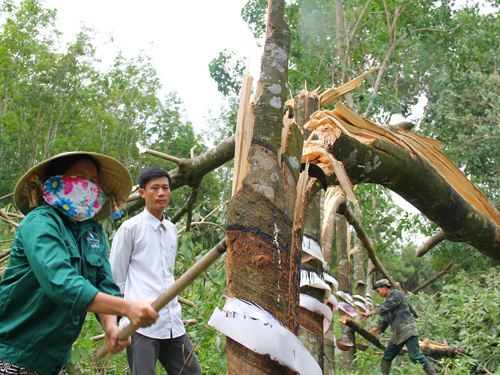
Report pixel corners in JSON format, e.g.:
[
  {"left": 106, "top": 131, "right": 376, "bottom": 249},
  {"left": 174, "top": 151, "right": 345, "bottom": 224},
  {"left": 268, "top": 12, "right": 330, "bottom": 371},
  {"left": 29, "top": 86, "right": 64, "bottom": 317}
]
[
  {"left": 323, "top": 203, "right": 337, "bottom": 375},
  {"left": 225, "top": 0, "right": 303, "bottom": 373},
  {"left": 353, "top": 235, "right": 366, "bottom": 295},
  {"left": 336, "top": 214, "right": 356, "bottom": 370},
  {"left": 293, "top": 89, "right": 326, "bottom": 371},
  {"left": 300, "top": 192, "right": 325, "bottom": 370},
  {"left": 353, "top": 235, "right": 366, "bottom": 321}
]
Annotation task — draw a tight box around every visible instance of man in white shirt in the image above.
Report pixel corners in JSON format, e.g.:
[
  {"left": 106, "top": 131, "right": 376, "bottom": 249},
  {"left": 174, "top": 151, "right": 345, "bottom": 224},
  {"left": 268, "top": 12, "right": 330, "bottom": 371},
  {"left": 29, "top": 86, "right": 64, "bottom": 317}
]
[{"left": 110, "top": 167, "right": 201, "bottom": 375}]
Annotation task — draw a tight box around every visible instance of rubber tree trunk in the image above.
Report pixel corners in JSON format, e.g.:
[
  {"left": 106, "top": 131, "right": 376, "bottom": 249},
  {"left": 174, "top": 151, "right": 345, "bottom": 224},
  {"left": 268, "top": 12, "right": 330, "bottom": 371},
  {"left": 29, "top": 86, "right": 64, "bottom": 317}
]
[
  {"left": 293, "top": 89, "right": 326, "bottom": 371},
  {"left": 353, "top": 235, "right": 366, "bottom": 296},
  {"left": 225, "top": 0, "right": 302, "bottom": 373},
  {"left": 353, "top": 235, "right": 366, "bottom": 321},
  {"left": 321, "top": 194, "right": 337, "bottom": 375},
  {"left": 336, "top": 215, "right": 356, "bottom": 370},
  {"left": 299, "top": 191, "right": 325, "bottom": 370}
]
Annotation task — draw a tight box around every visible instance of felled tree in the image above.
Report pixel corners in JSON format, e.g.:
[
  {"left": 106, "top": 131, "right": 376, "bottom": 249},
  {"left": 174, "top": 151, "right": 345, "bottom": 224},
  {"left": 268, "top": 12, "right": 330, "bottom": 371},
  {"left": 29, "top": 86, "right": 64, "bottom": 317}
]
[{"left": 302, "top": 102, "right": 500, "bottom": 263}]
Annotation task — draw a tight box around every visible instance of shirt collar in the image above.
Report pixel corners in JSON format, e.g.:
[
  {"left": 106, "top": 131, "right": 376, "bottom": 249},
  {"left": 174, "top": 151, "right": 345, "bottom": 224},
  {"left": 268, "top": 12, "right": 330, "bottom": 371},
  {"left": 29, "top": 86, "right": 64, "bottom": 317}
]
[{"left": 142, "top": 208, "right": 167, "bottom": 230}]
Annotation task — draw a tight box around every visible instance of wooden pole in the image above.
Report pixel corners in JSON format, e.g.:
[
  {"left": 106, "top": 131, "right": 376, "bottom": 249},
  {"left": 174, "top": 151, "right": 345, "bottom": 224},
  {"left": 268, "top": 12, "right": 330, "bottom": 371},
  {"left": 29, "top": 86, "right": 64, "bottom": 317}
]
[{"left": 95, "top": 238, "right": 227, "bottom": 359}]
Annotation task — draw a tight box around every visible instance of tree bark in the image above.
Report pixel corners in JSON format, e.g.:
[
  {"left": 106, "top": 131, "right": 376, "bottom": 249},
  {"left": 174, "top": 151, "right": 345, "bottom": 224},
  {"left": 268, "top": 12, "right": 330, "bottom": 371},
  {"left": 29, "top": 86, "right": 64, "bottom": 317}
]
[
  {"left": 293, "top": 85, "right": 327, "bottom": 373},
  {"left": 336, "top": 214, "right": 356, "bottom": 370},
  {"left": 352, "top": 235, "right": 366, "bottom": 300},
  {"left": 300, "top": 192, "right": 325, "bottom": 371},
  {"left": 337, "top": 199, "right": 396, "bottom": 290}
]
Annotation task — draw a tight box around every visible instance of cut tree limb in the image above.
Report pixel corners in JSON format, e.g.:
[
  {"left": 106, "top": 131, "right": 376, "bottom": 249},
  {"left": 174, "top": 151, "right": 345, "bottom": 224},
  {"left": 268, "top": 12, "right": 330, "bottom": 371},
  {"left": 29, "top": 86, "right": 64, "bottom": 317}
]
[
  {"left": 419, "top": 338, "right": 471, "bottom": 358},
  {"left": 416, "top": 230, "right": 447, "bottom": 257},
  {"left": 410, "top": 261, "right": 454, "bottom": 294},
  {"left": 339, "top": 316, "right": 384, "bottom": 349}
]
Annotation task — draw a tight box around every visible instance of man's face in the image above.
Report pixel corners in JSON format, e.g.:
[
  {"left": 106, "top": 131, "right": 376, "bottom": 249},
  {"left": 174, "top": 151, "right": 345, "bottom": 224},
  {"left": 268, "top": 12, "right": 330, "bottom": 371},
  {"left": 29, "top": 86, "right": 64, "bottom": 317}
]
[
  {"left": 139, "top": 176, "right": 171, "bottom": 216},
  {"left": 376, "top": 286, "right": 390, "bottom": 298}
]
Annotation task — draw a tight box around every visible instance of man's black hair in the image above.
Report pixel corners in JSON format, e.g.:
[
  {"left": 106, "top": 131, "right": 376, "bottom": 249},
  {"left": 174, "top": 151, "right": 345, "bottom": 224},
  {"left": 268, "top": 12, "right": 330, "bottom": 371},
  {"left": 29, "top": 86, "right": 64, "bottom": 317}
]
[
  {"left": 138, "top": 167, "right": 172, "bottom": 189},
  {"left": 47, "top": 154, "right": 101, "bottom": 180}
]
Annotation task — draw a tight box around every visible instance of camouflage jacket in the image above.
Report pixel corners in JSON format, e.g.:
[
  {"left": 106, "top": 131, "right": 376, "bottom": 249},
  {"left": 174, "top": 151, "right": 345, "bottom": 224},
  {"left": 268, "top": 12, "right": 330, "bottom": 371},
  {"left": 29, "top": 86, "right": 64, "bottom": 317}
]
[{"left": 376, "top": 289, "right": 418, "bottom": 345}]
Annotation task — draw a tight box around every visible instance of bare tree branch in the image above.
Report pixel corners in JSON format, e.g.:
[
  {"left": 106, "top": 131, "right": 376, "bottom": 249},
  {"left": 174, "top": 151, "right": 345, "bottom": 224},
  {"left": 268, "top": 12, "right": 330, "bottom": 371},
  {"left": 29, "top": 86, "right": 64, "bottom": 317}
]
[
  {"left": 416, "top": 230, "right": 447, "bottom": 257},
  {"left": 410, "top": 260, "right": 454, "bottom": 294}
]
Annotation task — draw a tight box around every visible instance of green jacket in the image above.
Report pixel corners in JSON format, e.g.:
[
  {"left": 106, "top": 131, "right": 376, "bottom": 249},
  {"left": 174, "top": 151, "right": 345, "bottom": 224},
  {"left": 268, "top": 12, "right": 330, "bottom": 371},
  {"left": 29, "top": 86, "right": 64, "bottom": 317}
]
[
  {"left": 0, "top": 205, "right": 121, "bottom": 375},
  {"left": 376, "top": 289, "right": 418, "bottom": 345}
]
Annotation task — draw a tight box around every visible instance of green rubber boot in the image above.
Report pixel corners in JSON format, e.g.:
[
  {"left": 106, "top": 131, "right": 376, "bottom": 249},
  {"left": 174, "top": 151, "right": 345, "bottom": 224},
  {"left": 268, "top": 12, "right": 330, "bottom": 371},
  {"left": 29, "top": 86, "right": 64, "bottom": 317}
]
[
  {"left": 380, "top": 359, "right": 392, "bottom": 374},
  {"left": 423, "top": 361, "right": 437, "bottom": 375}
]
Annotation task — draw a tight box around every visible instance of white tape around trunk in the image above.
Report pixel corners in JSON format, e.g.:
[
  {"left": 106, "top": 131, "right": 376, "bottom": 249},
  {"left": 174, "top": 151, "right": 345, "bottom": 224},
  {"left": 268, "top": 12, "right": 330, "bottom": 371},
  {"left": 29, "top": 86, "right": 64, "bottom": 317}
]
[
  {"left": 208, "top": 297, "right": 321, "bottom": 375},
  {"left": 328, "top": 294, "right": 338, "bottom": 311},
  {"left": 323, "top": 273, "right": 339, "bottom": 294},
  {"left": 300, "top": 268, "right": 331, "bottom": 301},
  {"left": 300, "top": 293, "right": 333, "bottom": 333},
  {"left": 301, "top": 235, "right": 326, "bottom": 267}
]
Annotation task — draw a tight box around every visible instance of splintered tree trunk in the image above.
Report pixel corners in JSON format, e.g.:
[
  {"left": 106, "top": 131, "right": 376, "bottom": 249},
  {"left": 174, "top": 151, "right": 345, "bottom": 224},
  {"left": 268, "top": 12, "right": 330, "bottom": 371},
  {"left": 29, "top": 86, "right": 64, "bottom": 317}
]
[
  {"left": 336, "top": 215, "right": 356, "bottom": 370},
  {"left": 225, "top": 0, "right": 303, "bottom": 373}
]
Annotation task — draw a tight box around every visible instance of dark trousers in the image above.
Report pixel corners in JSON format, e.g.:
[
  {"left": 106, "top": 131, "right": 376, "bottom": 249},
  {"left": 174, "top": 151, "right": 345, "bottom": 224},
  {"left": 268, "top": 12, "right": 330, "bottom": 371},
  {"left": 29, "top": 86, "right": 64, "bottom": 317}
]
[
  {"left": 382, "top": 336, "right": 428, "bottom": 365},
  {"left": 126, "top": 332, "right": 201, "bottom": 375}
]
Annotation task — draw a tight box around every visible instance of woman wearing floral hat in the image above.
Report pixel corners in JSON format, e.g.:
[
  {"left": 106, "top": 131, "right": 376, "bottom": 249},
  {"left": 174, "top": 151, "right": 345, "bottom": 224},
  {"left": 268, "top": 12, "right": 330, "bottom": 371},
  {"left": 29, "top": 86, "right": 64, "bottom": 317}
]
[{"left": 0, "top": 152, "right": 159, "bottom": 375}]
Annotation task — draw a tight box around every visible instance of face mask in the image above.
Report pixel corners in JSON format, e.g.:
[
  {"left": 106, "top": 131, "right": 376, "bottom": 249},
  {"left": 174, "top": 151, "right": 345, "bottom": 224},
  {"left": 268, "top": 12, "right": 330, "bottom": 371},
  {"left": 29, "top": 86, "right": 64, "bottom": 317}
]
[{"left": 42, "top": 175, "right": 106, "bottom": 221}]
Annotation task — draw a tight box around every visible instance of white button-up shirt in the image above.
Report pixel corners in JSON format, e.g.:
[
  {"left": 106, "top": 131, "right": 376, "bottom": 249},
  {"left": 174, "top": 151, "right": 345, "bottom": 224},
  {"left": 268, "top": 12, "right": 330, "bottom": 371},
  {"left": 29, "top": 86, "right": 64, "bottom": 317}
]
[{"left": 109, "top": 209, "right": 185, "bottom": 339}]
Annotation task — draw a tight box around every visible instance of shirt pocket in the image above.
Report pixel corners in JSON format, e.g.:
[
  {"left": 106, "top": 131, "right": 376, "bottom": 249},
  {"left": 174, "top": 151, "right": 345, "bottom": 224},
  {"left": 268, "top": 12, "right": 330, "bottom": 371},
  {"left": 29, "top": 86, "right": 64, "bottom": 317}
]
[
  {"left": 65, "top": 240, "right": 82, "bottom": 273},
  {"left": 81, "top": 239, "right": 106, "bottom": 288}
]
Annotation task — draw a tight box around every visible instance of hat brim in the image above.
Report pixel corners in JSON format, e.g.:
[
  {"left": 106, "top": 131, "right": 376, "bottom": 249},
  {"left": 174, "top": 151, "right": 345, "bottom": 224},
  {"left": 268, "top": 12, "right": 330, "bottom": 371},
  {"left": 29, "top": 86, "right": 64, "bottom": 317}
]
[{"left": 14, "top": 151, "right": 132, "bottom": 221}]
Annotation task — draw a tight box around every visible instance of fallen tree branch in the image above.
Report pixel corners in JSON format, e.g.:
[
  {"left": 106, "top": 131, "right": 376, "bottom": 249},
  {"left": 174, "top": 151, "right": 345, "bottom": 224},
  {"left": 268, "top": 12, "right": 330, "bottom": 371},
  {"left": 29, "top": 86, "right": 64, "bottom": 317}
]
[
  {"left": 419, "top": 338, "right": 471, "bottom": 358},
  {"left": 171, "top": 179, "right": 202, "bottom": 226},
  {"left": 416, "top": 230, "right": 447, "bottom": 257},
  {"left": 339, "top": 316, "right": 384, "bottom": 349},
  {"left": 411, "top": 255, "right": 476, "bottom": 295},
  {"left": 0, "top": 209, "right": 19, "bottom": 228},
  {"left": 411, "top": 260, "right": 454, "bottom": 294}
]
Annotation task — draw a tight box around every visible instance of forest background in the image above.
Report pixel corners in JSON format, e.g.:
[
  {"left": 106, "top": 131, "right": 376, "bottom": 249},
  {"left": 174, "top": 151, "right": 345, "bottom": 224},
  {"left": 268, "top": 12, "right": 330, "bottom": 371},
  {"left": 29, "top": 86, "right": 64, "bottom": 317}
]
[{"left": 1, "top": 0, "right": 500, "bottom": 373}]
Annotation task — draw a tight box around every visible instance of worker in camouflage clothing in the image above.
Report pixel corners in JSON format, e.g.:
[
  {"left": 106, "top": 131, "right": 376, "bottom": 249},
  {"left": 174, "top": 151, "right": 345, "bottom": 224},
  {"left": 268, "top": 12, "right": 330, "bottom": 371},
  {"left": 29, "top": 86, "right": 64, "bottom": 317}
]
[{"left": 361, "top": 279, "right": 437, "bottom": 375}]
